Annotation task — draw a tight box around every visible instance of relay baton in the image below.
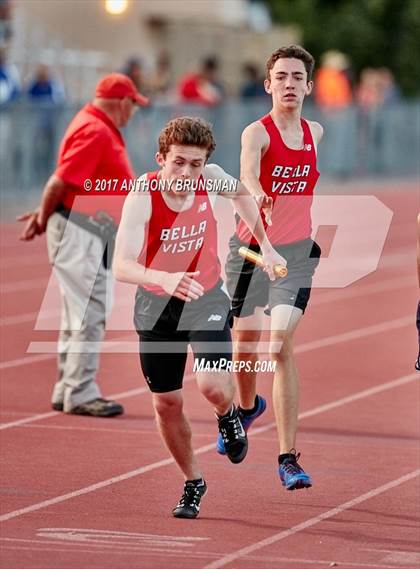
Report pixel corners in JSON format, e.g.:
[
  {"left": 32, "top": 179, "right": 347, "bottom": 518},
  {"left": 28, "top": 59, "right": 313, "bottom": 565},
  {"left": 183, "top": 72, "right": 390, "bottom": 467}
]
[{"left": 238, "top": 246, "right": 288, "bottom": 278}]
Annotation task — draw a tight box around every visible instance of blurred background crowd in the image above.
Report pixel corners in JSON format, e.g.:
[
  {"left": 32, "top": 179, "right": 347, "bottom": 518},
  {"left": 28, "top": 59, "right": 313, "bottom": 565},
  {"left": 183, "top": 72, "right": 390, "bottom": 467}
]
[{"left": 0, "top": 0, "right": 419, "bottom": 192}]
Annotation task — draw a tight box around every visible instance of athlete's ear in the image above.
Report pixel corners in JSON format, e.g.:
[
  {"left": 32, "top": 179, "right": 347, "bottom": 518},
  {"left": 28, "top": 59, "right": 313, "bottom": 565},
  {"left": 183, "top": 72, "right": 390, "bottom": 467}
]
[
  {"left": 264, "top": 78, "right": 271, "bottom": 94},
  {"left": 156, "top": 152, "right": 165, "bottom": 167},
  {"left": 306, "top": 80, "right": 314, "bottom": 96}
]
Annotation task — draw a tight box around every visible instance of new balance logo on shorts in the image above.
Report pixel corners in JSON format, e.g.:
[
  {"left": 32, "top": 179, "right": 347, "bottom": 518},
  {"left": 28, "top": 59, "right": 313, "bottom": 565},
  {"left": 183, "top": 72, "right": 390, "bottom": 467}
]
[{"left": 208, "top": 314, "right": 222, "bottom": 322}]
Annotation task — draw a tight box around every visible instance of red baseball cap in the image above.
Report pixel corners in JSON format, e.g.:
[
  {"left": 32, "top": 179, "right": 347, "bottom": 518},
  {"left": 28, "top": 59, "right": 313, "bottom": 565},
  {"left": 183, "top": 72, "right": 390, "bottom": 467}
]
[{"left": 95, "top": 73, "right": 149, "bottom": 106}]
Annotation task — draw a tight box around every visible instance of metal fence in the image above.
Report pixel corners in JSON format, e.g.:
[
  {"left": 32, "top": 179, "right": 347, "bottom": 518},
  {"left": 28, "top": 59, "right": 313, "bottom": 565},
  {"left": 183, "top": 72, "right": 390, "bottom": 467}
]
[{"left": 1, "top": 99, "right": 419, "bottom": 193}]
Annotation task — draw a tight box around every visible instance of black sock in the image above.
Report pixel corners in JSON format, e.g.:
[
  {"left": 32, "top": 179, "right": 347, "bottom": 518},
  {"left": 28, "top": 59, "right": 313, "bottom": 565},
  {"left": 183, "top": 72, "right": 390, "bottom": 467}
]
[
  {"left": 239, "top": 396, "right": 258, "bottom": 416},
  {"left": 278, "top": 453, "right": 296, "bottom": 465},
  {"left": 217, "top": 405, "right": 234, "bottom": 419},
  {"left": 186, "top": 477, "right": 204, "bottom": 486}
]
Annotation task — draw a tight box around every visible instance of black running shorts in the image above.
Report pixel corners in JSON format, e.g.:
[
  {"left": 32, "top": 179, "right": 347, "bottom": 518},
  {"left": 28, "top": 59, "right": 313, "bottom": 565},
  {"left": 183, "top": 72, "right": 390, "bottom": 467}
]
[
  {"left": 134, "top": 281, "right": 232, "bottom": 393},
  {"left": 226, "top": 235, "right": 321, "bottom": 318}
]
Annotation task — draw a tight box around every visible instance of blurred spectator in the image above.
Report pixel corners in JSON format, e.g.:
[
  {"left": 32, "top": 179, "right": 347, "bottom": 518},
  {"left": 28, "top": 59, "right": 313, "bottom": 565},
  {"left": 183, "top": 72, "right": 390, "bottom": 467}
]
[
  {"left": 356, "top": 67, "right": 400, "bottom": 173},
  {"left": 122, "top": 57, "right": 148, "bottom": 95},
  {"left": 378, "top": 68, "right": 401, "bottom": 106},
  {"left": 315, "top": 50, "right": 356, "bottom": 178},
  {"left": 26, "top": 64, "right": 65, "bottom": 178},
  {"left": 357, "top": 67, "right": 401, "bottom": 110},
  {"left": 0, "top": 46, "right": 19, "bottom": 189},
  {"left": 357, "top": 68, "right": 383, "bottom": 111},
  {"left": 0, "top": 47, "right": 20, "bottom": 104},
  {"left": 149, "top": 51, "right": 172, "bottom": 98},
  {"left": 27, "top": 63, "right": 65, "bottom": 104},
  {"left": 0, "top": 0, "right": 13, "bottom": 48},
  {"left": 315, "top": 50, "right": 352, "bottom": 108},
  {"left": 239, "top": 62, "right": 266, "bottom": 99},
  {"left": 178, "top": 56, "right": 224, "bottom": 106}
]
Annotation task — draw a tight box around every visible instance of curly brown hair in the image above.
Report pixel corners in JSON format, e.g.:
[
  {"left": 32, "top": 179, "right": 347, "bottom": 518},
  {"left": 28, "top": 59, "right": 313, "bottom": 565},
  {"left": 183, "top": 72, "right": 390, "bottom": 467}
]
[
  {"left": 266, "top": 45, "right": 315, "bottom": 83},
  {"left": 158, "top": 117, "right": 216, "bottom": 159}
]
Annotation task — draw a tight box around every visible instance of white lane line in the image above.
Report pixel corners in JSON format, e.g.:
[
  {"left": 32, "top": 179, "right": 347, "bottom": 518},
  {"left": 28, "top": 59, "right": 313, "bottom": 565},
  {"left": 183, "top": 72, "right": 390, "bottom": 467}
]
[
  {"left": 0, "top": 298, "right": 134, "bottom": 328},
  {"left": 312, "top": 274, "right": 414, "bottom": 305},
  {"left": 0, "top": 331, "right": 135, "bottom": 370},
  {"left": 202, "top": 470, "right": 420, "bottom": 569},
  {"left": 294, "top": 315, "right": 412, "bottom": 354},
  {"left": 37, "top": 527, "right": 209, "bottom": 543},
  {"left": 1, "top": 278, "right": 48, "bottom": 294},
  {"left": 16, "top": 425, "right": 418, "bottom": 449},
  {"left": 0, "top": 354, "right": 55, "bottom": 370},
  {"left": 0, "top": 537, "right": 211, "bottom": 555},
  {"left": 0, "top": 545, "right": 218, "bottom": 558},
  {"left": 0, "top": 374, "right": 194, "bottom": 431},
  {"left": 0, "top": 411, "right": 59, "bottom": 430},
  {"left": 0, "top": 371, "right": 417, "bottom": 522},
  {"left": 0, "top": 310, "right": 55, "bottom": 327},
  {"left": 247, "top": 373, "right": 418, "bottom": 440},
  {"left": 20, "top": 424, "right": 159, "bottom": 435},
  {"left": 2, "top": 371, "right": 416, "bottom": 434}
]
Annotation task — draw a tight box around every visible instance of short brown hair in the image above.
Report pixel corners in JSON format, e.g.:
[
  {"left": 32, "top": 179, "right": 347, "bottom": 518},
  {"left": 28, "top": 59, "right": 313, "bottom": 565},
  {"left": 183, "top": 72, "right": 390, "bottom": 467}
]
[
  {"left": 158, "top": 117, "right": 216, "bottom": 159},
  {"left": 266, "top": 45, "right": 315, "bottom": 82}
]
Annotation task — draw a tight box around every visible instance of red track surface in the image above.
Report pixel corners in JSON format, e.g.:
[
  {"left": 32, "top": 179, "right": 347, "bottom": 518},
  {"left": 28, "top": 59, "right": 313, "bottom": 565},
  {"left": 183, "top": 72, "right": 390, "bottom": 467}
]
[{"left": 1, "top": 185, "right": 419, "bottom": 569}]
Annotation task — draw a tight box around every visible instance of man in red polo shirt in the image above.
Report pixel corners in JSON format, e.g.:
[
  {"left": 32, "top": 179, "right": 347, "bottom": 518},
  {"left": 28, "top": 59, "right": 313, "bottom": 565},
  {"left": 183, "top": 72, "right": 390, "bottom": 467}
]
[{"left": 18, "top": 73, "right": 148, "bottom": 417}]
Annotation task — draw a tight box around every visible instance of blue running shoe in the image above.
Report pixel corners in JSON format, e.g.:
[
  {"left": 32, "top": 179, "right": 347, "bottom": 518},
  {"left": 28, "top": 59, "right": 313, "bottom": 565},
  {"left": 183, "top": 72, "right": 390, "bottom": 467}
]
[
  {"left": 279, "top": 450, "right": 312, "bottom": 490},
  {"left": 216, "top": 395, "right": 266, "bottom": 455}
]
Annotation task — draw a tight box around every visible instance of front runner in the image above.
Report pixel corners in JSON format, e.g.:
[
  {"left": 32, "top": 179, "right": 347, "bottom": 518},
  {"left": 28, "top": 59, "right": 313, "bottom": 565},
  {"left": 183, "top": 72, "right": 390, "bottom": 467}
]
[
  {"left": 113, "top": 117, "right": 285, "bottom": 518},
  {"left": 217, "top": 45, "right": 324, "bottom": 490}
]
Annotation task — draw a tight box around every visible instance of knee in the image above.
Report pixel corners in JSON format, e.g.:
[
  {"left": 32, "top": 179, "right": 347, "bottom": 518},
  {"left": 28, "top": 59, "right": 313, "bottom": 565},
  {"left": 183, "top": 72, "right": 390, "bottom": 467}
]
[
  {"left": 200, "top": 375, "right": 233, "bottom": 406},
  {"left": 153, "top": 393, "right": 183, "bottom": 421},
  {"left": 269, "top": 336, "right": 294, "bottom": 363},
  {"left": 234, "top": 331, "right": 260, "bottom": 355}
]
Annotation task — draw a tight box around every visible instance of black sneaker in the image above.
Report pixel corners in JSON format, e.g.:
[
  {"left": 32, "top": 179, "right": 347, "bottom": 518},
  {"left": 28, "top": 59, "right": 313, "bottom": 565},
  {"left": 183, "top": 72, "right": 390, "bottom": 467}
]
[
  {"left": 70, "top": 398, "right": 124, "bottom": 417},
  {"left": 217, "top": 405, "right": 248, "bottom": 464},
  {"left": 172, "top": 479, "right": 207, "bottom": 519},
  {"left": 51, "top": 402, "right": 64, "bottom": 411}
]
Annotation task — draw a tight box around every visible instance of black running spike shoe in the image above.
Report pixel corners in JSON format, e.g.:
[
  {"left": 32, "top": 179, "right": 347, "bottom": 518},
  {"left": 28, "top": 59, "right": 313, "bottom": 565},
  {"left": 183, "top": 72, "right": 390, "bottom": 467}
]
[
  {"left": 217, "top": 405, "right": 248, "bottom": 464},
  {"left": 172, "top": 479, "right": 207, "bottom": 519}
]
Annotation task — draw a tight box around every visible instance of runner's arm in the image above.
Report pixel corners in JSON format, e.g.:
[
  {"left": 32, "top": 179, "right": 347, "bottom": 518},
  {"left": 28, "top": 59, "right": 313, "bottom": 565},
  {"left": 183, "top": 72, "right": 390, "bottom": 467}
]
[
  {"left": 240, "top": 122, "right": 268, "bottom": 196},
  {"left": 204, "top": 164, "right": 287, "bottom": 278},
  {"left": 240, "top": 123, "right": 273, "bottom": 224}
]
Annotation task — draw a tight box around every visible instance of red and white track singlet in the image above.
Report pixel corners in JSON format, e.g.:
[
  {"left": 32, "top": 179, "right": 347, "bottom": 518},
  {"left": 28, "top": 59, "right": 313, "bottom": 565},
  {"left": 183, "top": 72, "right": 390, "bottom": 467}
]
[
  {"left": 236, "top": 114, "right": 319, "bottom": 246},
  {"left": 138, "top": 172, "right": 221, "bottom": 296}
]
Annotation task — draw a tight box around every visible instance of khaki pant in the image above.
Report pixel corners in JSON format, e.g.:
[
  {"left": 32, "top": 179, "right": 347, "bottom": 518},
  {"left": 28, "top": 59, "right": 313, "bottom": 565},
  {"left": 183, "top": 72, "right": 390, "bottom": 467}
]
[{"left": 46, "top": 213, "right": 114, "bottom": 411}]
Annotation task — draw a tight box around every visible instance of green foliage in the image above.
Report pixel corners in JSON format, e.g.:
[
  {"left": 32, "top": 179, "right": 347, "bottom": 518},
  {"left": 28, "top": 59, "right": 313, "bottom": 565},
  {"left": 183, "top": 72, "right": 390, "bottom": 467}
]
[{"left": 264, "top": 0, "right": 420, "bottom": 95}]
